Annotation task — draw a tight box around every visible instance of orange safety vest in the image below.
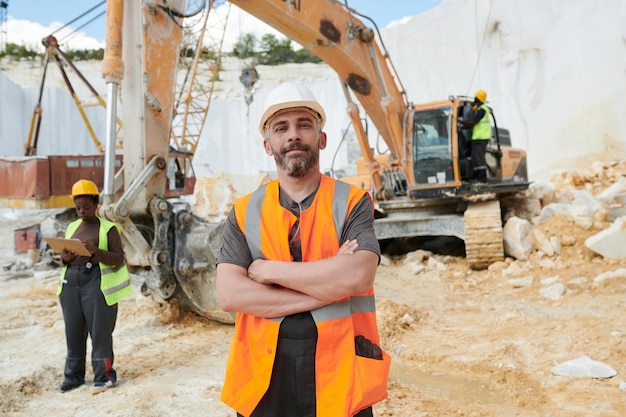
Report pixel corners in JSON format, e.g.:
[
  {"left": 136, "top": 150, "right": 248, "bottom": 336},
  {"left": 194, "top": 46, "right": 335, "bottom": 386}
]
[{"left": 220, "top": 175, "right": 391, "bottom": 417}]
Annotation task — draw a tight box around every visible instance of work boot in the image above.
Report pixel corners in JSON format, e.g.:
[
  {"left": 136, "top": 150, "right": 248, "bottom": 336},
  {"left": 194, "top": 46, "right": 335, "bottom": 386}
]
[
  {"left": 91, "top": 379, "right": 115, "bottom": 395},
  {"left": 56, "top": 380, "right": 84, "bottom": 393}
]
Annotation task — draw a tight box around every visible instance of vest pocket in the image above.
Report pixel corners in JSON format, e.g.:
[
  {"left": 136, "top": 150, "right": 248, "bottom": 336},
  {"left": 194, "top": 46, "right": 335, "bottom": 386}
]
[{"left": 351, "top": 349, "right": 391, "bottom": 413}]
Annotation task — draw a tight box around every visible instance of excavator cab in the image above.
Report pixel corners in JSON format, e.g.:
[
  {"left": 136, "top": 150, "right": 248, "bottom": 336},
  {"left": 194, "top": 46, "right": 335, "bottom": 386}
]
[
  {"left": 406, "top": 97, "right": 528, "bottom": 201},
  {"left": 411, "top": 106, "right": 456, "bottom": 188}
]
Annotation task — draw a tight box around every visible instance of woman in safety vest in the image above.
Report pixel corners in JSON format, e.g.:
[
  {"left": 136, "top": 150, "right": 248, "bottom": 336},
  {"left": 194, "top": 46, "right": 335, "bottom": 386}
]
[
  {"left": 216, "top": 83, "right": 390, "bottom": 417},
  {"left": 56, "top": 179, "right": 131, "bottom": 394}
]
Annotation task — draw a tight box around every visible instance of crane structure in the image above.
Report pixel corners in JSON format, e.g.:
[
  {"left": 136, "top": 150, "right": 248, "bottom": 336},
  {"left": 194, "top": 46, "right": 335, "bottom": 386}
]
[
  {"left": 25, "top": 3, "right": 229, "bottom": 159},
  {"left": 170, "top": 0, "right": 231, "bottom": 157},
  {"left": 1, "top": 1, "right": 230, "bottom": 209},
  {"left": 24, "top": 35, "right": 122, "bottom": 156}
]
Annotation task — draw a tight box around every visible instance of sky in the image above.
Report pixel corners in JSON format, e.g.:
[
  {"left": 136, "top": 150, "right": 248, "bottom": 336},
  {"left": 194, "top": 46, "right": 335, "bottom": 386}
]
[{"left": 2, "top": 0, "right": 442, "bottom": 51}]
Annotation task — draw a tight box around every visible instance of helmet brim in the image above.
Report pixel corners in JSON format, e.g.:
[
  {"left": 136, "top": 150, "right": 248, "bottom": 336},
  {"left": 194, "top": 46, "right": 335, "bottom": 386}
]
[{"left": 259, "top": 100, "right": 326, "bottom": 137}]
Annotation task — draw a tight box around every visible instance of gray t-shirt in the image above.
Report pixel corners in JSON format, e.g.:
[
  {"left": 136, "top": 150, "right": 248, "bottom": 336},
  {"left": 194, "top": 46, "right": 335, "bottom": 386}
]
[
  {"left": 218, "top": 182, "right": 381, "bottom": 339},
  {"left": 217, "top": 184, "right": 380, "bottom": 268}
]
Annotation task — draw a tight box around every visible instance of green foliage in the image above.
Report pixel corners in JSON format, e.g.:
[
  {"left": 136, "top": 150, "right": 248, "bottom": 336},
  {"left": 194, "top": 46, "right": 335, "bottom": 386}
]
[
  {"left": 1, "top": 32, "right": 324, "bottom": 65},
  {"left": 293, "top": 47, "right": 322, "bottom": 64},
  {"left": 64, "top": 48, "right": 104, "bottom": 61},
  {"left": 182, "top": 46, "right": 218, "bottom": 60},
  {"left": 0, "top": 43, "right": 42, "bottom": 60},
  {"left": 230, "top": 33, "right": 321, "bottom": 65},
  {"left": 233, "top": 33, "right": 257, "bottom": 59},
  {"left": 0, "top": 43, "right": 105, "bottom": 61},
  {"left": 201, "top": 48, "right": 218, "bottom": 61}
]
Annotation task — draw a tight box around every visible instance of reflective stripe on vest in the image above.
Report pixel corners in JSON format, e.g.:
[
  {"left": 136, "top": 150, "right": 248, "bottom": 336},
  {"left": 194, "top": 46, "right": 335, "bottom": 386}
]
[
  {"left": 221, "top": 175, "right": 390, "bottom": 417},
  {"left": 101, "top": 263, "right": 131, "bottom": 296},
  {"left": 312, "top": 293, "right": 375, "bottom": 322},
  {"left": 266, "top": 286, "right": 376, "bottom": 325},
  {"left": 472, "top": 104, "right": 492, "bottom": 140},
  {"left": 245, "top": 178, "right": 350, "bottom": 262}
]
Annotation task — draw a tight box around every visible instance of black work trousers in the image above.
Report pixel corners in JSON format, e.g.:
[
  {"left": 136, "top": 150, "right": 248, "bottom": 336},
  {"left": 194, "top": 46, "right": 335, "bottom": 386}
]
[
  {"left": 59, "top": 263, "right": 118, "bottom": 385},
  {"left": 471, "top": 140, "right": 488, "bottom": 182}
]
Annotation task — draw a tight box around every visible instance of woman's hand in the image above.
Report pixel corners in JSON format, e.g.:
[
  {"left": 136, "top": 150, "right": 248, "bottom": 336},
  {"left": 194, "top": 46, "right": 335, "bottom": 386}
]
[
  {"left": 81, "top": 240, "right": 97, "bottom": 256},
  {"left": 61, "top": 248, "right": 76, "bottom": 263}
]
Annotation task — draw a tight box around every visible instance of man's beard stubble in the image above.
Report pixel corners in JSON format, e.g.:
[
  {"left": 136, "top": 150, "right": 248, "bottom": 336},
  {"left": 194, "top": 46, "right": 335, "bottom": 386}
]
[{"left": 272, "top": 142, "right": 319, "bottom": 178}]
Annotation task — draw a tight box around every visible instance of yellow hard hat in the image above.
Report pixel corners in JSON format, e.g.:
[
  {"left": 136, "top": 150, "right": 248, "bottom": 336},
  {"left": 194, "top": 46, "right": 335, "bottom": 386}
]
[
  {"left": 71, "top": 179, "right": 100, "bottom": 198},
  {"left": 475, "top": 89, "right": 487, "bottom": 103},
  {"left": 259, "top": 82, "right": 326, "bottom": 137}
]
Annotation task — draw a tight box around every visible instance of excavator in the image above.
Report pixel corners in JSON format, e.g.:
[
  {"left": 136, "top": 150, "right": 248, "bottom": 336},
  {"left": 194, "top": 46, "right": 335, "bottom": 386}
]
[{"left": 97, "top": 0, "right": 529, "bottom": 324}]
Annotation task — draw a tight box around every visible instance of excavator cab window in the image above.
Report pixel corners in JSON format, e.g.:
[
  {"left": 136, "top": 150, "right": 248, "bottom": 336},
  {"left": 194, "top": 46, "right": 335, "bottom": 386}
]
[{"left": 411, "top": 107, "right": 454, "bottom": 186}]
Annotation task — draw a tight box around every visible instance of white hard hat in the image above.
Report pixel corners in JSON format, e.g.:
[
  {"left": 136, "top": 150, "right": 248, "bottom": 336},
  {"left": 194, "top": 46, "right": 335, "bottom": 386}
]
[{"left": 258, "top": 82, "right": 326, "bottom": 137}]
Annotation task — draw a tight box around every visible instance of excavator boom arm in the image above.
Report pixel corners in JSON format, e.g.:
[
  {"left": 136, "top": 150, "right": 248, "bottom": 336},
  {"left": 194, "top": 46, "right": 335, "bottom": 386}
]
[{"left": 231, "top": 0, "right": 409, "bottom": 177}]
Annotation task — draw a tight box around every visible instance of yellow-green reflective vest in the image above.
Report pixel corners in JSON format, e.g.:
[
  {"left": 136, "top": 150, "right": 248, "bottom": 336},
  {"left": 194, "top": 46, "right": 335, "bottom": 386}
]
[
  {"left": 56, "top": 217, "right": 132, "bottom": 306},
  {"left": 472, "top": 104, "right": 492, "bottom": 140}
]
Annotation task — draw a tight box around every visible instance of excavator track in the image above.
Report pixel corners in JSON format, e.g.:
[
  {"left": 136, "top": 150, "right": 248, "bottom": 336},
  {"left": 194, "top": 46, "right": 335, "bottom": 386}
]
[{"left": 463, "top": 200, "right": 504, "bottom": 269}]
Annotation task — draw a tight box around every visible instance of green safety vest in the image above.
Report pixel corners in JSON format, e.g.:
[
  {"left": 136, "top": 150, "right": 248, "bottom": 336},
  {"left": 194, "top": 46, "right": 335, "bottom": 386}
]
[
  {"left": 472, "top": 104, "right": 492, "bottom": 141},
  {"left": 56, "top": 217, "right": 132, "bottom": 306}
]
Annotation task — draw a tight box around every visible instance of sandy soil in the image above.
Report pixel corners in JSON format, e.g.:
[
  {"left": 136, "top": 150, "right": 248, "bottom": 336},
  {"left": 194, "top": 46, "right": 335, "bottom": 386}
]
[{"left": 2, "top": 166, "right": 626, "bottom": 417}]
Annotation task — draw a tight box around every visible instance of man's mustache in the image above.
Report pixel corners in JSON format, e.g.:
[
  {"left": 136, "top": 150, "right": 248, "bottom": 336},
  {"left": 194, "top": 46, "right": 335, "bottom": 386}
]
[{"left": 282, "top": 143, "right": 310, "bottom": 153}]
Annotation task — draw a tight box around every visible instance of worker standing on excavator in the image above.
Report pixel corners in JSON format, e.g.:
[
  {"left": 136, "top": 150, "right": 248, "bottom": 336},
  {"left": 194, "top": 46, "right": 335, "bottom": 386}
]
[
  {"left": 216, "top": 82, "right": 390, "bottom": 417},
  {"left": 461, "top": 89, "right": 492, "bottom": 183}
]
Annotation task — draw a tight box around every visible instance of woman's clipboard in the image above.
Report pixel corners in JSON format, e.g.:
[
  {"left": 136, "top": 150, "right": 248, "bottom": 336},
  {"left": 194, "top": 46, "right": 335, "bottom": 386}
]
[{"left": 43, "top": 237, "right": 91, "bottom": 257}]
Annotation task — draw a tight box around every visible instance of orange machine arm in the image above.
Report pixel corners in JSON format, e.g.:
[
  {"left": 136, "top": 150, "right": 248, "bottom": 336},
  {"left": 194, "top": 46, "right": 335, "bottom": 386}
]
[{"left": 231, "top": 0, "right": 410, "bottom": 194}]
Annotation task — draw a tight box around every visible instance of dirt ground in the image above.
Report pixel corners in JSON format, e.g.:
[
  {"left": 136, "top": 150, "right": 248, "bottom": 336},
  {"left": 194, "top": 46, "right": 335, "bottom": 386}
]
[{"left": 2, "top": 164, "right": 626, "bottom": 417}]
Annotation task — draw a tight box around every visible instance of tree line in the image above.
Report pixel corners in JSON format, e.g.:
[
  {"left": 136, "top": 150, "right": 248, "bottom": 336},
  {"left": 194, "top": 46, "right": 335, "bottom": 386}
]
[
  {"left": 232, "top": 33, "right": 320, "bottom": 65},
  {"left": 0, "top": 33, "right": 320, "bottom": 65},
  {"left": 0, "top": 43, "right": 104, "bottom": 61}
]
